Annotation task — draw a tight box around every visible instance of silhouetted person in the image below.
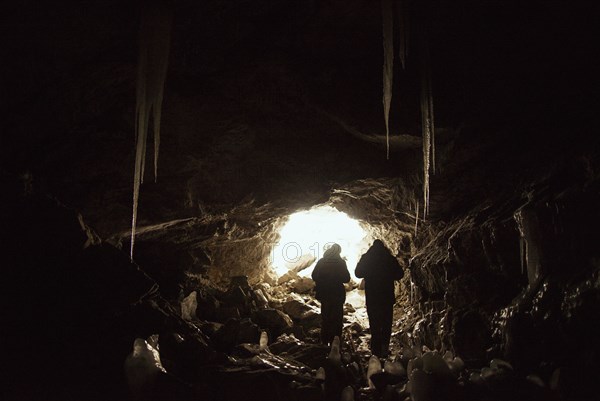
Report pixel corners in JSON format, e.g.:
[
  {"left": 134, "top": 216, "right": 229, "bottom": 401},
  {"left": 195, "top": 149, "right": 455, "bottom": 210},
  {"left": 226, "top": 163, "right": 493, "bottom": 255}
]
[
  {"left": 312, "top": 243, "right": 351, "bottom": 345},
  {"left": 355, "top": 239, "right": 404, "bottom": 357}
]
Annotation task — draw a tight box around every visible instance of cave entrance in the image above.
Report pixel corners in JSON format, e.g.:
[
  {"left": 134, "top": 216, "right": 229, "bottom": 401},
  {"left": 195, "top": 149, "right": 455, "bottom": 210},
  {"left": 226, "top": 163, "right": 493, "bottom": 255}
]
[{"left": 271, "top": 205, "right": 371, "bottom": 281}]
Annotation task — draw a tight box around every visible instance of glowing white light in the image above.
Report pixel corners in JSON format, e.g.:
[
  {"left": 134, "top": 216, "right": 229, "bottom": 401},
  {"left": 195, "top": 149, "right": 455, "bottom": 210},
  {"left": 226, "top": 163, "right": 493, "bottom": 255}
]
[{"left": 271, "top": 205, "right": 369, "bottom": 280}]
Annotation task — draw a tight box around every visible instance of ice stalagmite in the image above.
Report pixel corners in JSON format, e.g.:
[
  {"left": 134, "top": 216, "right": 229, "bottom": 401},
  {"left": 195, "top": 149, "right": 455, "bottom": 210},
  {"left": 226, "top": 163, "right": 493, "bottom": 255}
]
[
  {"left": 419, "top": 34, "right": 434, "bottom": 218},
  {"left": 382, "top": 0, "right": 394, "bottom": 159},
  {"left": 131, "top": 0, "right": 173, "bottom": 259},
  {"left": 124, "top": 336, "right": 166, "bottom": 400},
  {"left": 367, "top": 355, "right": 382, "bottom": 389}
]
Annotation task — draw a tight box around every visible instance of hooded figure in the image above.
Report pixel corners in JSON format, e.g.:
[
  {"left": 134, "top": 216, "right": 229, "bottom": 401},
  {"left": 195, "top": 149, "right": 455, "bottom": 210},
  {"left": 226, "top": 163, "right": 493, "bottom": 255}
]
[
  {"left": 312, "top": 243, "right": 351, "bottom": 345},
  {"left": 355, "top": 239, "right": 404, "bottom": 357}
]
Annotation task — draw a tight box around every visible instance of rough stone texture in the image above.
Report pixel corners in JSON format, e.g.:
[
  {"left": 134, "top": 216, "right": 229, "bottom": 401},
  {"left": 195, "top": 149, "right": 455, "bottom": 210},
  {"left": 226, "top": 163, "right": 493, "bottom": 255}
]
[
  {"left": 282, "top": 299, "right": 321, "bottom": 332},
  {"left": 254, "top": 308, "right": 294, "bottom": 339}
]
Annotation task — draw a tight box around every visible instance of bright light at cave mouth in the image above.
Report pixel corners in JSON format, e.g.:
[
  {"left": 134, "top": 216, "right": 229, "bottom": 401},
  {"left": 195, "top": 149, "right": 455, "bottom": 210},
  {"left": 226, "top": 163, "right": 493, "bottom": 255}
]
[{"left": 271, "top": 205, "right": 369, "bottom": 280}]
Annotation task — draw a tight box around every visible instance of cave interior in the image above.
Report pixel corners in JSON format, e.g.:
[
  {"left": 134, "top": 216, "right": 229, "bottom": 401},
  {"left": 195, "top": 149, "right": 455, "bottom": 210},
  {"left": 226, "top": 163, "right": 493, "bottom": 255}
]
[{"left": 1, "top": 1, "right": 598, "bottom": 400}]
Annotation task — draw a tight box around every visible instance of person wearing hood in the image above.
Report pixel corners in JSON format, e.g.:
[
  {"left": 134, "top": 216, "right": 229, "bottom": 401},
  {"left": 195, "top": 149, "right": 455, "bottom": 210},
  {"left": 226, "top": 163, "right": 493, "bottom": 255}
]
[
  {"left": 312, "top": 243, "right": 351, "bottom": 346},
  {"left": 355, "top": 239, "right": 404, "bottom": 357}
]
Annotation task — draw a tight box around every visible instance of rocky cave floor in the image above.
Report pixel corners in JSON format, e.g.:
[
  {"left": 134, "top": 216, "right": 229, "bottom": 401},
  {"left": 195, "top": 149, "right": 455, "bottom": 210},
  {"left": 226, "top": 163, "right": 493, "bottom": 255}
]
[
  {"left": 4, "top": 170, "right": 597, "bottom": 401},
  {"left": 110, "top": 269, "right": 563, "bottom": 401}
]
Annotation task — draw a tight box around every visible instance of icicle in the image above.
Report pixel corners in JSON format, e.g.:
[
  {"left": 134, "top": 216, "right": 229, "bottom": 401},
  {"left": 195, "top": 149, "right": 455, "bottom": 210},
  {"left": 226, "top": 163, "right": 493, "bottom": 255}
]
[
  {"left": 131, "top": 0, "right": 173, "bottom": 259},
  {"left": 414, "top": 199, "right": 419, "bottom": 235},
  {"left": 382, "top": 0, "right": 394, "bottom": 159},
  {"left": 519, "top": 237, "right": 525, "bottom": 275},
  {"left": 419, "top": 29, "right": 434, "bottom": 217},
  {"left": 397, "top": 0, "right": 409, "bottom": 69}
]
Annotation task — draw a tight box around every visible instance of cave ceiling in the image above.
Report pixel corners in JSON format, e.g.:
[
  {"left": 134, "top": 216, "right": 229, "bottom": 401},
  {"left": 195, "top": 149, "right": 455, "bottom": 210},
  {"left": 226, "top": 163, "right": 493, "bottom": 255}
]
[{"left": 1, "top": 0, "right": 595, "bottom": 254}]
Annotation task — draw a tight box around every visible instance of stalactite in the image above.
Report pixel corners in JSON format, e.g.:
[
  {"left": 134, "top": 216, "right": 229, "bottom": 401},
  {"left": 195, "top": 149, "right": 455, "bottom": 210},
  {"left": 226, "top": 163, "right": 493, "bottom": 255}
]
[
  {"left": 520, "top": 237, "right": 526, "bottom": 275},
  {"left": 414, "top": 199, "right": 419, "bottom": 235},
  {"left": 397, "top": 0, "right": 409, "bottom": 69},
  {"left": 131, "top": 0, "right": 173, "bottom": 259},
  {"left": 382, "top": 0, "right": 394, "bottom": 160},
  {"left": 419, "top": 30, "right": 434, "bottom": 218}
]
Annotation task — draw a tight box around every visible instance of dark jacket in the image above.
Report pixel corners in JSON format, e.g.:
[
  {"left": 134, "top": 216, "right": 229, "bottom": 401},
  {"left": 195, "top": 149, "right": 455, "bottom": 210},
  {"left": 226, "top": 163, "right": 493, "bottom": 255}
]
[
  {"left": 312, "top": 256, "right": 351, "bottom": 303},
  {"left": 355, "top": 242, "right": 404, "bottom": 305}
]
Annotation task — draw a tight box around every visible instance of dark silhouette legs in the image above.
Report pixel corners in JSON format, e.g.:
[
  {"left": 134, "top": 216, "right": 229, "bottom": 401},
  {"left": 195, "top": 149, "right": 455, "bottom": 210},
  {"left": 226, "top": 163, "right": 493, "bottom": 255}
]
[
  {"left": 320, "top": 299, "right": 344, "bottom": 345},
  {"left": 367, "top": 300, "right": 393, "bottom": 357}
]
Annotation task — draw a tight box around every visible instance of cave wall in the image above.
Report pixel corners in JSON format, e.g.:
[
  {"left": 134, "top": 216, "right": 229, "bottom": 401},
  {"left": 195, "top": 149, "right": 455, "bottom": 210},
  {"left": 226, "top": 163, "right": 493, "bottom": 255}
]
[{"left": 405, "top": 139, "right": 600, "bottom": 384}]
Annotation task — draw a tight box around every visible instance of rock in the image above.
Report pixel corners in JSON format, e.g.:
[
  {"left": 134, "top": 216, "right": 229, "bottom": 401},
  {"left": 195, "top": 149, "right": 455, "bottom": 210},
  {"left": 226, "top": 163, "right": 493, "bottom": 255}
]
[
  {"left": 232, "top": 343, "right": 261, "bottom": 358},
  {"left": 294, "top": 385, "right": 323, "bottom": 401},
  {"left": 422, "top": 351, "right": 453, "bottom": 380},
  {"left": 238, "top": 318, "right": 261, "bottom": 344},
  {"left": 161, "top": 332, "right": 218, "bottom": 381},
  {"left": 285, "top": 253, "right": 316, "bottom": 273},
  {"left": 384, "top": 360, "right": 406, "bottom": 377},
  {"left": 223, "top": 284, "right": 255, "bottom": 317},
  {"left": 282, "top": 299, "right": 313, "bottom": 320},
  {"left": 196, "top": 292, "right": 219, "bottom": 321},
  {"left": 451, "top": 310, "right": 490, "bottom": 364},
  {"left": 278, "top": 270, "right": 298, "bottom": 285},
  {"left": 291, "top": 277, "right": 315, "bottom": 293},
  {"left": 269, "top": 333, "right": 302, "bottom": 354},
  {"left": 282, "top": 325, "right": 306, "bottom": 340},
  {"left": 282, "top": 299, "right": 321, "bottom": 331},
  {"left": 254, "top": 308, "right": 293, "bottom": 338},
  {"left": 199, "top": 321, "right": 223, "bottom": 338},
  {"left": 213, "top": 319, "right": 242, "bottom": 352},
  {"left": 229, "top": 275, "right": 251, "bottom": 290},
  {"left": 215, "top": 306, "right": 241, "bottom": 323},
  {"left": 254, "top": 288, "right": 269, "bottom": 308},
  {"left": 410, "top": 369, "right": 436, "bottom": 401}
]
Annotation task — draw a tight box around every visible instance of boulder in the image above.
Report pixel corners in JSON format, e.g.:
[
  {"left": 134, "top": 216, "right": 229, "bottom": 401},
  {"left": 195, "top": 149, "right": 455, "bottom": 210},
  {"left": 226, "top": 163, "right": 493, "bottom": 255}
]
[
  {"left": 291, "top": 277, "right": 315, "bottom": 293},
  {"left": 282, "top": 299, "right": 321, "bottom": 331},
  {"left": 254, "top": 308, "right": 293, "bottom": 338}
]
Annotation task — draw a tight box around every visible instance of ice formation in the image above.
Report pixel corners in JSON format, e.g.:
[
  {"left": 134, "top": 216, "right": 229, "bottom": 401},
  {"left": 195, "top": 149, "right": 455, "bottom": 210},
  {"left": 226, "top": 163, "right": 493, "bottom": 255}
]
[
  {"left": 420, "top": 35, "right": 435, "bottom": 217},
  {"left": 131, "top": 0, "right": 173, "bottom": 259},
  {"left": 397, "top": 0, "right": 409, "bottom": 69},
  {"left": 328, "top": 336, "right": 341, "bottom": 365},
  {"left": 367, "top": 355, "right": 382, "bottom": 389},
  {"left": 123, "top": 336, "right": 166, "bottom": 399},
  {"left": 341, "top": 386, "right": 354, "bottom": 401},
  {"left": 380, "top": 0, "right": 434, "bottom": 214},
  {"left": 384, "top": 359, "right": 406, "bottom": 377},
  {"left": 180, "top": 291, "right": 197, "bottom": 321},
  {"left": 382, "top": 0, "right": 394, "bottom": 159},
  {"left": 259, "top": 331, "right": 269, "bottom": 351}
]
